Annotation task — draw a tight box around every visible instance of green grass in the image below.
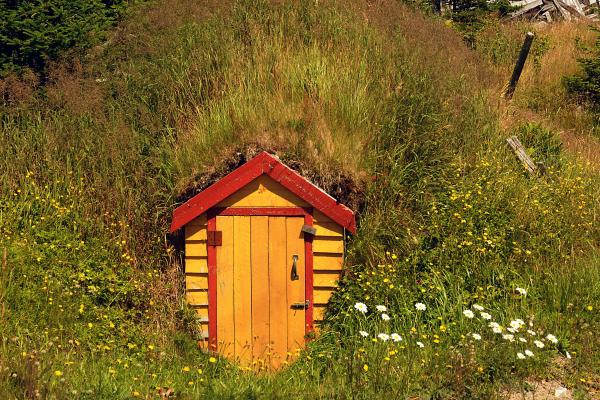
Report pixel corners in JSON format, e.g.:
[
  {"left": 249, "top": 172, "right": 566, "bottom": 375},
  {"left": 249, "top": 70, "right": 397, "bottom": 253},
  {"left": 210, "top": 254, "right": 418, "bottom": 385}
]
[{"left": 1, "top": 0, "right": 599, "bottom": 398}]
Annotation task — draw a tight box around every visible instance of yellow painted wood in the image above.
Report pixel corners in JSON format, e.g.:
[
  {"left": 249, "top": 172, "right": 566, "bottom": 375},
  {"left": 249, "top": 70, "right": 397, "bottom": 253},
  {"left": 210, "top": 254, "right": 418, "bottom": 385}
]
[
  {"left": 233, "top": 216, "right": 252, "bottom": 364},
  {"left": 286, "top": 217, "right": 305, "bottom": 357},
  {"left": 185, "top": 257, "right": 208, "bottom": 273},
  {"left": 313, "top": 221, "right": 343, "bottom": 237},
  {"left": 313, "top": 254, "right": 344, "bottom": 270},
  {"left": 186, "top": 241, "right": 207, "bottom": 257},
  {"left": 313, "top": 271, "right": 340, "bottom": 288},
  {"left": 313, "top": 238, "right": 344, "bottom": 254},
  {"left": 193, "top": 306, "right": 208, "bottom": 318},
  {"left": 187, "top": 214, "right": 207, "bottom": 227},
  {"left": 218, "top": 175, "right": 309, "bottom": 207},
  {"left": 185, "top": 273, "right": 208, "bottom": 290},
  {"left": 186, "top": 290, "right": 208, "bottom": 305},
  {"left": 268, "top": 217, "right": 288, "bottom": 369},
  {"left": 185, "top": 224, "right": 207, "bottom": 241},
  {"left": 251, "top": 216, "right": 270, "bottom": 362},
  {"left": 313, "top": 305, "right": 327, "bottom": 321},
  {"left": 313, "top": 289, "right": 335, "bottom": 305},
  {"left": 312, "top": 210, "right": 333, "bottom": 222},
  {"left": 216, "top": 216, "right": 235, "bottom": 358}
]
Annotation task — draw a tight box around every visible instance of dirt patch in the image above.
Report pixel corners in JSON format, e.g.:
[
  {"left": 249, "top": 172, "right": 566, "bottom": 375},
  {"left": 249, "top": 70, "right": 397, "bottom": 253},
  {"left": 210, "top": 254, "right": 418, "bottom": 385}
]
[
  {"left": 503, "top": 380, "right": 572, "bottom": 400},
  {"left": 175, "top": 143, "right": 366, "bottom": 215}
]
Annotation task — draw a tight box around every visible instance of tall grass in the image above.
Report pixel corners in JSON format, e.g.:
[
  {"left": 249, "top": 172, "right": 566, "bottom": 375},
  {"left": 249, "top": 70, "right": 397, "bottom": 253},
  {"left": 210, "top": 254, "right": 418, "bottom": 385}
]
[{"left": 1, "top": 0, "right": 599, "bottom": 398}]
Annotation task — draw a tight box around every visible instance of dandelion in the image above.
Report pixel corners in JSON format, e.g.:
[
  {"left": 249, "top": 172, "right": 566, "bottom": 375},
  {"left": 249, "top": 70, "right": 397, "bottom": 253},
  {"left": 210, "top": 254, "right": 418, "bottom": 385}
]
[
  {"left": 354, "top": 302, "right": 368, "bottom": 313},
  {"left": 54, "top": 370, "right": 63, "bottom": 377},
  {"left": 534, "top": 340, "right": 545, "bottom": 349},
  {"left": 587, "top": 305, "right": 593, "bottom": 311},
  {"left": 416, "top": 341, "right": 425, "bottom": 348},
  {"left": 463, "top": 309, "right": 474, "bottom": 318},
  {"left": 471, "top": 333, "right": 482, "bottom": 340},
  {"left": 381, "top": 313, "right": 390, "bottom": 321},
  {"left": 359, "top": 331, "right": 369, "bottom": 337},
  {"left": 525, "top": 349, "right": 534, "bottom": 357},
  {"left": 546, "top": 334, "right": 558, "bottom": 344},
  {"left": 415, "top": 303, "right": 426, "bottom": 311},
  {"left": 516, "top": 287, "right": 527, "bottom": 296},
  {"left": 480, "top": 312, "right": 492, "bottom": 320},
  {"left": 182, "top": 366, "right": 190, "bottom": 372},
  {"left": 209, "top": 357, "right": 217, "bottom": 363},
  {"left": 517, "top": 353, "right": 526, "bottom": 360},
  {"left": 502, "top": 334, "right": 514, "bottom": 342},
  {"left": 390, "top": 333, "right": 402, "bottom": 342},
  {"left": 377, "top": 333, "right": 390, "bottom": 342},
  {"left": 363, "top": 364, "right": 369, "bottom": 372},
  {"left": 473, "top": 304, "right": 484, "bottom": 311},
  {"left": 376, "top": 305, "right": 387, "bottom": 312}
]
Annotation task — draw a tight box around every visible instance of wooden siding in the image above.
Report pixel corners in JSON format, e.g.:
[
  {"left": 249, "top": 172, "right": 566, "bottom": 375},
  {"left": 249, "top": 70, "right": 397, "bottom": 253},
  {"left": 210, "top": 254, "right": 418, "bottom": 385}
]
[
  {"left": 185, "top": 214, "right": 209, "bottom": 347},
  {"left": 311, "top": 211, "right": 344, "bottom": 325},
  {"left": 218, "top": 175, "right": 309, "bottom": 208}
]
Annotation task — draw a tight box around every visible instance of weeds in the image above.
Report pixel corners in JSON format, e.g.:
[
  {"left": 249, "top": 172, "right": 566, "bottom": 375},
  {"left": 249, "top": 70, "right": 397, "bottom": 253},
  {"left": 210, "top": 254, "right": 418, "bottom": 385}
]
[{"left": 0, "top": 0, "right": 599, "bottom": 398}]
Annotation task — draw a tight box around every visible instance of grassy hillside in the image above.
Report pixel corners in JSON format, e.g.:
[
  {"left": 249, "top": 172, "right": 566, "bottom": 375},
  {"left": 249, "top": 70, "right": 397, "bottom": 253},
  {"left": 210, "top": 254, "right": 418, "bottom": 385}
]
[{"left": 1, "top": 0, "right": 599, "bottom": 398}]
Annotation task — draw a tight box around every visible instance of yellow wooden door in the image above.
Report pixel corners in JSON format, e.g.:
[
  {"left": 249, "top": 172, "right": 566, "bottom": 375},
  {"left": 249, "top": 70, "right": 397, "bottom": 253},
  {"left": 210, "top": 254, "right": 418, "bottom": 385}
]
[{"left": 215, "top": 215, "right": 306, "bottom": 368}]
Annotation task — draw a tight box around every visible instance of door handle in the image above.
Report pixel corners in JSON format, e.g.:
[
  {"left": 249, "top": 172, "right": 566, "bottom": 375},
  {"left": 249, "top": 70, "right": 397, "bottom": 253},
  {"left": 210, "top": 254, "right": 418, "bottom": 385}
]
[
  {"left": 291, "top": 300, "right": 310, "bottom": 310},
  {"left": 291, "top": 255, "right": 299, "bottom": 281}
]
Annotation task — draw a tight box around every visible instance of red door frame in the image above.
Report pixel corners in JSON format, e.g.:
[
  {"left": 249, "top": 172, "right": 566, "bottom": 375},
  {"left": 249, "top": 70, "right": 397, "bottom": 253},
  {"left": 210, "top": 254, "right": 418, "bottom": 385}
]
[{"left": 206, "top": 206, "right": 314, "bottom": 351}]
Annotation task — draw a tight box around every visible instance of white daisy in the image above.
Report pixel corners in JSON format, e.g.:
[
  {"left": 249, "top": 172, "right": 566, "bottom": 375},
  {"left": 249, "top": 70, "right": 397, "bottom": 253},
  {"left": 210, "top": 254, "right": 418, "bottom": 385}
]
[
  {"left": 517, "top": 352, "right": 526, "bottom": 360},
  {"left": 480, "top": 312, "right": 492, "bottom": 320},
  {"left": 527, "top": 330, "right": 536, "bottom": 336},
  {"left": 502, "top": 334, "right": 515, "bottom": 342},
  {"left": 519, "top": 337, "right": 527, "bottom": 343},
  {"left": 416, "top": 341, "right": 425, "bottom": 348},
  {"left": 359, "top": 331, "right": 369, "bottom": 337},
  {"left": 415, "top": 303, "right": 426, "bottom": 311},
  {"left": 354, "top": 302, "right": 368, "bottom": 313},
  {"left": 546, "top": 334, "right": 558, "bottom": 344},
  {"left": 381, "top": 313, "right": 390, "bottom": 321},
  {"left": 534, "top": 340, "right": 545, "bottom": 349},
  {"left": 376, "top": 305, "right": 387, "bottom": 312},
  {"left": 471, "top": 333, "right": 482, "bottom": 340},
  {"left": 525, "top": 349, "right": 534, "bottom": 357},
  {"left": 463, "top": 309, "right": 474, "bottom": 319},
  {"left": 390, "top": 333, "right": 402, "bottom": 342},
  {"left": 377, "top": 333, "right": 390, "bottom": 341},
  {"left": 515, "top": 287, "right": 527, "bottom": 295},
  {"left": 473, "top": 304, "right": 484, "bottom": 311}
]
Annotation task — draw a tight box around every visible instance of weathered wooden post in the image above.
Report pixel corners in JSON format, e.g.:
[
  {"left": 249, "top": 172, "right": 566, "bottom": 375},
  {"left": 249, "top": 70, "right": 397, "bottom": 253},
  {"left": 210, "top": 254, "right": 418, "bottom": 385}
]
[{"left": 504, "top": 32, "right": 535, "bottom": 99}]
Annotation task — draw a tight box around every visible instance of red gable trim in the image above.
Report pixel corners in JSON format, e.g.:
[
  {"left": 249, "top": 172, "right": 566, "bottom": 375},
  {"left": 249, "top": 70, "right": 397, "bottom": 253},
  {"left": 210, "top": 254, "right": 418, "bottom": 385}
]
[{"left": 170, "top": 152, "right": 356, "bottom": 233}]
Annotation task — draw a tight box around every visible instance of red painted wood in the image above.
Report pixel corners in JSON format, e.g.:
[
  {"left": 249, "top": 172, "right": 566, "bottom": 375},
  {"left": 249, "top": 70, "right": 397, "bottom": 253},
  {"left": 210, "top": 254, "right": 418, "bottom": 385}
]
[
  {"left": 207, "top": 212, "right": 218, "bottom": 351},
  {"left": 304, "top": 214, "right": 314, "bottom": 338},
  {"left": 170, "top": 152, "right": 356, "bottom": 233},
  {"left": 213, "top": 207, "right": 310, "bottom": 216}
]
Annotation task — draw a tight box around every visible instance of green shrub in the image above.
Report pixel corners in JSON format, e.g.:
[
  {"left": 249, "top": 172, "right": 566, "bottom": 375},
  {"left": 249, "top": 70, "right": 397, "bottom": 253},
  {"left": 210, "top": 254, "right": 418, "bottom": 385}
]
[
  {"left": 565, "top": 29, "right": 600, "bottom": 108},
  {"left": 0, "top": 0, "right": 132, "bottom": 75}
]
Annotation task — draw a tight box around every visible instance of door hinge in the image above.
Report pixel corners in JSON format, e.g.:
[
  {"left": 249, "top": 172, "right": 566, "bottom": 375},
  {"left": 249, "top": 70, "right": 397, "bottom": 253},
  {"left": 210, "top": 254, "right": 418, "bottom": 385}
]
[
  {"left": 301, "top": 224, "right": 317, "bottom": 236},
  {"left": 207, "top": 231, "right": 222, "bottom": 246}
]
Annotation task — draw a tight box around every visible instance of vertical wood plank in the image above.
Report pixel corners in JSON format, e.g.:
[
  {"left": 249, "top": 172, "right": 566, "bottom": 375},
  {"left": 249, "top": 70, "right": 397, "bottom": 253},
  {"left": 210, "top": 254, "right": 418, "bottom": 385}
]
[
  {"left": 268, "top": 217, "right": 287, "bottom": 369},
  {"left": 216, "top": 216, "right": 235, "bottom": 358},
  {"left": 251, "top": 216, "right": 270, "bottom": 365},
  {"left": 233, "top": 216, "right": 252, "bottom": 364},
  {"left": 286, "top": 217, "right": 305, "bottom": 357}
]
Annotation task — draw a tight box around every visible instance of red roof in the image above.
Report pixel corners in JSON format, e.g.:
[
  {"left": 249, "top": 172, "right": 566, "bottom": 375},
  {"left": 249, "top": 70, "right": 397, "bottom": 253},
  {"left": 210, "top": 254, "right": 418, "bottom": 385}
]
[{"left": 170, "top": 151, "right": 356, "bottom": 233}]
